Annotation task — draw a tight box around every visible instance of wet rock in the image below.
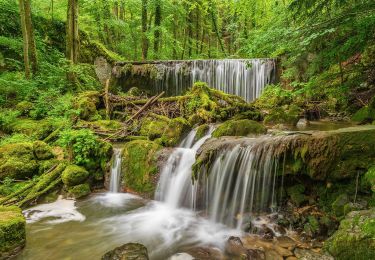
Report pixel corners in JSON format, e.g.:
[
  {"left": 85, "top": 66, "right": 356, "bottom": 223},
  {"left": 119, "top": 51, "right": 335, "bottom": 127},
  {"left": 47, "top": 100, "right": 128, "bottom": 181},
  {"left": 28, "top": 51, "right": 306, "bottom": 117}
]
[
  {"left": 102, "top": 243, "right": 149, "bottom": 260},
  {"left": 296, "top": 118, "right": 310, "bottom": 128},
  {"left": 184, "top": 246, "right": 223, "bottom": 260},
  {"left": 294, "top": 248, "right": 333, "bottom": 260},
  {"left": 264, "top": 249, "right": 283, "bottom": 260},
  {"left": 275, "top": 236, "right": 297, "bottom": 249},
  {"left": 225, "top": 236, "right": 247, "bottom": 256}
]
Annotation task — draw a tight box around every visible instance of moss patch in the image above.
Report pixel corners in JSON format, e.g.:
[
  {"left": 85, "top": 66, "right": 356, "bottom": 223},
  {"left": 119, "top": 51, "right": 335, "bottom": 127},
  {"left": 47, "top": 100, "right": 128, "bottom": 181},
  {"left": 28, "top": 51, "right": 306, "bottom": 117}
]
[
  {"left": 0, "top": 206, "right": 25, "bottom": 257},
  {"left": 9, "top": 118, "right": 58, "bottom": 140},
  {"left": 212, "top": 119, "right": 266, "bottom": 138},
  {"left": 61, "top": 165, "right": 89, "bottom": 187},
  {"left": 324, "top": 209, "right": 375, "bottom": 259},
  {"left": 0, "top": 142, "right": 38, "bottom": 180},
  {"left": 140, "top": 116, "right": 190, "bottom": 147},
  {"left": 264, "top": 105, "right": 301, "bottom": 126},
  {"left": 121, "top": 140, "right": 162, "bottom": 196},
  {"left": 74, "top": 91, "right": 101, "bottom": 121},
  {"left": 32, "top": 141, "right": 54, "bottom": 160},
  {"left": 67, "top": 183, "right": 90, "bottom": 199}
]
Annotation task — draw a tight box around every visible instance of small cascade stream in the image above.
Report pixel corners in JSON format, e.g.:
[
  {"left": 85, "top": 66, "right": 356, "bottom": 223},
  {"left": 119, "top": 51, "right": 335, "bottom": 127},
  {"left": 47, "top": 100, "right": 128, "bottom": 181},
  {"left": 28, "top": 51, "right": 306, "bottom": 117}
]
[
  {"left": 155, "top": 126, "right": 215, "bottom": 208},
  {"left": 109, "top": 148, "right": 123, "bottom": 193}
]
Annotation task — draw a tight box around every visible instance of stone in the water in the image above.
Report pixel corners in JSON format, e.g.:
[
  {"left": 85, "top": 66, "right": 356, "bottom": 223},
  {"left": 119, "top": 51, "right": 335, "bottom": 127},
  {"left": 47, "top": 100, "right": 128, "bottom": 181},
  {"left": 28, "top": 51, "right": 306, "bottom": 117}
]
[
  {"left": 294, "top": 248, "right": 333, "bottom": 260},
  {"left": 296, "top": 118, "right": 310, "bottom": 128},
  {"left": 101, "top": 243, "right": 149, "bottom": 260}
]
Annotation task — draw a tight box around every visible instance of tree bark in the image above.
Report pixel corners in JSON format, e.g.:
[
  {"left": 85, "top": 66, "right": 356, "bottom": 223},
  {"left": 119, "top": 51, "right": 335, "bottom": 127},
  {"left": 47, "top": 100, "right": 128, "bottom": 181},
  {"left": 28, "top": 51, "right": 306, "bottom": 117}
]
[
  {"left": 24, "top": 0, "right": 38, "bottom": 75},
  {"left": 18, "top": 0, "right": 30, "bottom": 79},
  {"left": 66, "top": 0, "right": 79, "bottom": 83},
  {"left": 141, "top": 0, "right": 148, "bottom": 60},
  {"left": 153, "top": 1, "right": 161, "bottom": 59}
]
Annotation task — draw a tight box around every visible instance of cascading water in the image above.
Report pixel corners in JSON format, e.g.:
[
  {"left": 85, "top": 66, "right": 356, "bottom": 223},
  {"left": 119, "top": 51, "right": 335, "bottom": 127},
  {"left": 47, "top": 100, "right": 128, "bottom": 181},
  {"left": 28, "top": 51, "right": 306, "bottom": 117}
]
[
  {"left": 109, "top": 148, "right": 122, "bottom": 193},
  {"left": 193, "top": 137, "right": 284, "bottom": 229},
  {"left": 155, "top": 59, "right": 276, "bottom": 102},
  {"left": 116, "top": 59, "right": 276, "bottom": 102},
  {"left": 155, "top": 126, "right": 215, "bottom": 208}
]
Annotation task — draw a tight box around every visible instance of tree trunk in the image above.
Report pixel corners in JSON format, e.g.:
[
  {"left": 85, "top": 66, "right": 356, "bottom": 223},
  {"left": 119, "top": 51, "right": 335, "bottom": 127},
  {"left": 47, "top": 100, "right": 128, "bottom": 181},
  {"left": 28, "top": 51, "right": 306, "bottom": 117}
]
[
  {"left": 141, "top": 0, "right": 148, "bottom": 60},
  {"left": 153, "top": 2, "right": 161, "bottom": 59},
  {"left": 66, "top": 0, "right": 79, "bottom": 83},
  {"left": 24, "top": 0, "right": 38, "bottom": 75},
  {"left": 18, "top": 0, "right": 30, "bottom": 79}
]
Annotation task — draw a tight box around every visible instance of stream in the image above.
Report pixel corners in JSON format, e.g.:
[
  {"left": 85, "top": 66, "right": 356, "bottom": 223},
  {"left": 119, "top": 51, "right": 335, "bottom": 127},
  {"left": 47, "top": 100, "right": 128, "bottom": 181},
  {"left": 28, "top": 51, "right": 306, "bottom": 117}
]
[{"left": 17, "top": 121, "right": 354, "bottom": 259}]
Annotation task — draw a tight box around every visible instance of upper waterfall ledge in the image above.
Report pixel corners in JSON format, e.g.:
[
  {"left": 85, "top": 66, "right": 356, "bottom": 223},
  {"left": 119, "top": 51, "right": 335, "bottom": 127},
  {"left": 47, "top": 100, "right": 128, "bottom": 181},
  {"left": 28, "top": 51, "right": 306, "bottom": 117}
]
[
  {"left": 109, "top": 59, "right": 277, "bottom": 102},
  {"left": 193, "top": 125, "right": 375, "bottom": 181}
]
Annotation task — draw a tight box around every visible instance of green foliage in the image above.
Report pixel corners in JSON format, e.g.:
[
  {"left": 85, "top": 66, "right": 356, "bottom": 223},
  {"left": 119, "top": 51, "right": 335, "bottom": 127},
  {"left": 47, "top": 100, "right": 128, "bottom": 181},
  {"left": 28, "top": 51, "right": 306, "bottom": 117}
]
[
  {"left": 0, "top": 109, "right": 20, "bottom": 132},
  {"left": 57, "top": 129, "right": 100, "bottom": 165}
]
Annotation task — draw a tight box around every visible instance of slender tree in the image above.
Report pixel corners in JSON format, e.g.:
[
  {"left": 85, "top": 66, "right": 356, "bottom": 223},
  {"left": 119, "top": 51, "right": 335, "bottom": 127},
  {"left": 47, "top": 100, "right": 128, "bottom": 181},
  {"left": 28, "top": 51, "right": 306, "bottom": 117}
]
[
  {"left": 153, "top": 1, "right": 162, "bottom": 59},
  {"left": 24, "top": 0, "right": 38, "bottom": 75},
  {"left": 66, "top": 0, "right": 79, "bottom": 82},
  {"left": 18, "top": 0, "right": 30, "bottom": 79},
  {"left": 141, "top": 0, "right": 148, "bottom": 60}
]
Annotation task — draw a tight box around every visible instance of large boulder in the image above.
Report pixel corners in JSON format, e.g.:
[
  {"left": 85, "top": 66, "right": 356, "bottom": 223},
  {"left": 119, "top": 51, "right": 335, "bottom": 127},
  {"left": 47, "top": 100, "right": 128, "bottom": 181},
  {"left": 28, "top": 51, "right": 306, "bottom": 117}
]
[
  {"left": 121, "top": 140, "right": 162, "bottom": 197},
  {"left": 74, "top": 91, "right": 101, "bottom": 121},
  {"left": 0, "top": 143, "right": 38, "bottom": 180},
  {"left": 102, "top": 243, "right": 149, "bottom": 260},
  {"left": 324, "top": 209, "right": 375, "bottom": 259},
  {"left": 212, "top": 119, "right": 266, "bottom": 138},
  {"left": 0, "top": 206, "right": 26, "bottom": 259},
  {"left": 61, "top": 165, "right": 89, "bottom": 187},
  {"left": 67, "top": 183, "right": 91, "bottom": 199},
  {"left": 140, "top": 116, "right": 190, "bottom": 147}
]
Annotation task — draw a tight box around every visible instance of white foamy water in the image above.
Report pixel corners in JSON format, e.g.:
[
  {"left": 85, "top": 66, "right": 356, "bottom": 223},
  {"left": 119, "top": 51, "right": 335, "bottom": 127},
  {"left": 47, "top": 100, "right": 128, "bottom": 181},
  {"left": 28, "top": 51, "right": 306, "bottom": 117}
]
[
  {"left": 156, "top": 126, "right": 215, "bottom": 208},
  {"left": 19, "top": 193, "right": 240, "bottom": 260},
  {"left": 109, "top": 148, "right": 123, "bottom": 193},
  {"left": 23, "top": 196, "right": 85, "bottom": 224},
  {"left": 152, "top": 59, "right": 276, "bottom": 102}
]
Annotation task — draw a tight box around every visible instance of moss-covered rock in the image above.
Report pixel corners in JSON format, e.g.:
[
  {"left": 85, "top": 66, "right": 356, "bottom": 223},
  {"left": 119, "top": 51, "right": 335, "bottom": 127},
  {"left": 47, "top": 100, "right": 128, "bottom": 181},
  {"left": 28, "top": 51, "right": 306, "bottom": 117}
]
[
  {"left": 286, "top": 184, "right": 308, "bottom": 206},
  {"left": 9, "top": 118, "right": 57, "bottom": 140},
  {"left": 15, "top": 101, "right": 33, "bottom": 116},
  {"left": 121, "top": 140, "right": 162, "bottom": 196},
  {"left": 0, "top": 206, "right": 25, "bottom": 258},
  {"left": 324, "top": 209, "right": 375, "bottom": 260},
  {"left": 212, "top": 119, "right": 266, "bottom": 138},
  {"left": 0, "top": 143, "right": 38, "bottom": 180},
  {"left": 194, "top": 126, "right": 375, "bottom": 181},
  {"left": 32, "top": 141, "right": 54, "bottom": 160},
  {"left": 352, "top": 106, "right": 375, "bottom": 124},
  {"left": 102, "top": 243, "right": 149, "bottom": 260},
  {"left": 264, "top": 105, "right": 301, "bottom": 126},
  {"left": 67, "top": 183, "right": 91, "bottom": 199},
  {"left": 74, "top": 91, "right": 101, "bottom": 121},
  {"left": 140, "top": 116, "right": 190, "bottom": 147},
  {"left": 195, "top": 124, "right": 210, "bottom": 140},
  {"left": 364, "top": 166, "right": 375, "bottom": 192},
  {"left": 61, "top": 165, "right": 89, "bottom": 187},
  {"left": 331, "top": 194, "right": 349, "bottom": 217}
]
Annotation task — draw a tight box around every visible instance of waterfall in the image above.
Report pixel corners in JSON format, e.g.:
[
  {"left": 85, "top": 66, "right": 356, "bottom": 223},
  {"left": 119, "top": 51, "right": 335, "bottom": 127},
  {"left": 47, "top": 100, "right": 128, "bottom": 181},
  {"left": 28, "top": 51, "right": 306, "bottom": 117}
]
[
  {"left": 193, "top": 138, "right": 283, "bottom": 229},
  {"left": 109, "top": 148, "right": 123, "bottom": 193},
  {"left": 118, "top": 59, "right": 276, "bottom": 102},
  {"left": 155, "top": 126, "right": 215, "bottom": 208},
  {"left": 153, "top": 59, "right": 276, "bottom": 102}
]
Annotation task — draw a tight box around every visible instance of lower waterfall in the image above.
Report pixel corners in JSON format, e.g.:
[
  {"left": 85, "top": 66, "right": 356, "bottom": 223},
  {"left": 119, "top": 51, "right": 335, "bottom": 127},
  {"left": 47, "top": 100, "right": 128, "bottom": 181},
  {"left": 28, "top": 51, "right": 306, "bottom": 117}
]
[
  {"left": 155, "top": 126, "right": 215, "bottom": 208},
  {"left": 194, "top": 140, "right": 283, "bottom": 229},
  {"left": 109, "top": 148, "right": 123, "bottom": 193}
]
